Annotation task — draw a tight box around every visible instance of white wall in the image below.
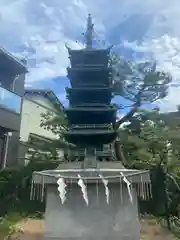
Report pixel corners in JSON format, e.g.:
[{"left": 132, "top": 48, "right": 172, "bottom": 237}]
[
  {"left": 19, "top": 95, "right": 64, "bottom": 163},
  {"left": 20, "top": 95, "right": 59, "bottom": 142}
]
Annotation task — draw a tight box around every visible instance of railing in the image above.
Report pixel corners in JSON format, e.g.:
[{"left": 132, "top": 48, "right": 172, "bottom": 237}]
[
  {"left": 96, "top": 150, "right": 113, "bottom": 156},
  {"left": 71, "top": 146, "right": 113, "bottom": 157},
  {"left": 70, "top": 124, "right": 112, "bottom": 129},
  {"left": 0, "top": 86, "right": 21, "bottom": 114}
]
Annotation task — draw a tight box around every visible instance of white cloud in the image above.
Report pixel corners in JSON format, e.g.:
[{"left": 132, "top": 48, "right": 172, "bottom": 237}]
[
  {"left": 124, "top": 35, "right": 180, "bottom": 112},
  {"left": 156, "top": 86, "right": 180, "bottom": 113},
  {"left": 1, "top": 0, "right": 180, "bottom": 111}
]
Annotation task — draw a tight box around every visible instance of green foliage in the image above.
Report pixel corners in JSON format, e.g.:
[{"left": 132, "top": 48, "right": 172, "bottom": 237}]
[
  {"left": 0, "top": 212, "right": 25, "bottom": 238},
  {"left": 25, "top": 107, "right": 76, "bottom": 161},
  {"left": 40, "top": 110, "right": 68, "bottom": 135},
  {"left": 40, "top": 110, "right": 76, "bottom": 149},
  {"left": 119, "top": 109, "right": 180, "bottom": 170},
  {"left": 118, "top": 108, "right": 180, "bottom": 221},
  {"left": 112, "top": 56, "right": 171, "bottom": 103},
  {"left": 110, "top": 54, "right": 172, "bottom": 128},
  {"left": 0, "top": 161, "right": 59, "bottom": 217}
]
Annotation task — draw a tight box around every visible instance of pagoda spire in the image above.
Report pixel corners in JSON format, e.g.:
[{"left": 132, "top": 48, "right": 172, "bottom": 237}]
[{"left": 85, "top": 14, "right": 94, "bottom": 49}]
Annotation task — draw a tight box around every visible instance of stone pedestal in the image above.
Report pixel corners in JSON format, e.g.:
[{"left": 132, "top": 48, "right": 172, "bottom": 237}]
[
  {"left": 32, "top": 166, "right": 150, "bottom": 240},
  {"left": 44, "top": 183, "right": 140, "bottom": 240}
]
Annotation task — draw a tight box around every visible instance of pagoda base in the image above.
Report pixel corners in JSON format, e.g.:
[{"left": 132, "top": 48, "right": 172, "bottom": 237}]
[{"left": 44, "top": 184, "right": 140, "bottom": 240}]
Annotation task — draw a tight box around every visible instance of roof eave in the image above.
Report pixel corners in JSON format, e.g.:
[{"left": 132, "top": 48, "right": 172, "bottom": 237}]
[{"left": 0, "top": 47, "right": 28, "bottom": 74}]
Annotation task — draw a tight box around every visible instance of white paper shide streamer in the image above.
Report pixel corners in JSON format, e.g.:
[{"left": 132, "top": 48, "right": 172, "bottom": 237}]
[
  {"left": 120, "top": 172, "right": 133, "bottom": 203},
  {"left": 77, "top": 174, "right": 89, "bottom": 206},
  {"left": 57, "top": 176, "right": 67, "bottom": 204},
  {"left": 99, "top": 174, "right": 110, "bottom": 204}
]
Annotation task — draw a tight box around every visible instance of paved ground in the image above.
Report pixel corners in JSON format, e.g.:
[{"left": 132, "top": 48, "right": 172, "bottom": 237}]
[{"left": 1, "top": 218, "right": 178, "bottom": 240}]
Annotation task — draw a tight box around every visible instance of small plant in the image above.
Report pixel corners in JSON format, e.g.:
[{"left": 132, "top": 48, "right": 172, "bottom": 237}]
[{"left": 0, "top": 212, "right": 25, "bottom": 239}]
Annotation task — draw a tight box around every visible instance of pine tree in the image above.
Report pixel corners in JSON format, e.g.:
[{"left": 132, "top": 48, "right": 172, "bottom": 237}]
[{"left": 111, "top": 56, "right": 172, "bottom": 163}]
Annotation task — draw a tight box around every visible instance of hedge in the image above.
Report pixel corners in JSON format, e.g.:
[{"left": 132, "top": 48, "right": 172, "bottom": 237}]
[{"left": 0, "top": 161, "right": 59, "bottom": 216}]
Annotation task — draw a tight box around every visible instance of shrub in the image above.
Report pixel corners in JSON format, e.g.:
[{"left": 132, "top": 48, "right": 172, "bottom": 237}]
[{"left": 0, "top": 161, "right": 59, "bottom": 216}]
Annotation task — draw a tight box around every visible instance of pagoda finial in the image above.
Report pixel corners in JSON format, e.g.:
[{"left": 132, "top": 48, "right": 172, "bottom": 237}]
[{"left": 85, "top": 14, "right": 94, "bottom": 48}]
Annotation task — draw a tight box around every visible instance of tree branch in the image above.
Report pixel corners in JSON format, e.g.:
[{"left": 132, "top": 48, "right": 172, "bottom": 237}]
[
  {"left": 115, "top": 102, "right": 140, "bottom": 129},
  {"left": 115, "top": 84, "right": 147, "bottom": 129},
  {"left": 167, "top": 173, "right": 180, "bottom": 193}
]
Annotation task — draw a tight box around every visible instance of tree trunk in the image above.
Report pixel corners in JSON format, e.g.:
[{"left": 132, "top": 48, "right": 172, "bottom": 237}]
[
  {"left": 113, "top": 136, "right": 127, "bottom": 165},
  {"left": 114, "top": 101, "right": 141, "bottom": 165}
]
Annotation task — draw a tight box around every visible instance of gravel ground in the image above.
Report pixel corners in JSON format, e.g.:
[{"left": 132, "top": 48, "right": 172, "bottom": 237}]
[{"left": 2, "top": 218, "right": 178, "bottom": 240}]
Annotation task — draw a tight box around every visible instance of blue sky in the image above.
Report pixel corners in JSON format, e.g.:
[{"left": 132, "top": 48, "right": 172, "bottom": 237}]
[{"left": 1, "top": 0, "right": 180, "bottom": 113}]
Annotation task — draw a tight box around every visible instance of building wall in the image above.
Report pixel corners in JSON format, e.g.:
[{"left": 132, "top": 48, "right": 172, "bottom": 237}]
[
  {"left": 20, "top": 95, "right": 59, "bottom": 142},
  {"left": 19, "top": 95, "right": 63, "bottom": 164},
  {"left": 5, "top": 72, "right": 26, "bottom": 167},
  {"left": 0, "top": 56, "right": 27, "bottom": 168}
]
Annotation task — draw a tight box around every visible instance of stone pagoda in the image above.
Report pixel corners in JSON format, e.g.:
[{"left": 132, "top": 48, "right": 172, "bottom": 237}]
[
  {"left": 31, "top": 14, "right": 151, "bottom": 240},
  {"left": 64, "top": 14, "right": 117, "bottom": 165}
]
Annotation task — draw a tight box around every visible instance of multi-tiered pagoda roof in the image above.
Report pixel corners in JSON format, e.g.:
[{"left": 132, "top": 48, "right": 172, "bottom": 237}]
[{"left": 64, "top": 14, "right": 117, "bottom": 150}]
